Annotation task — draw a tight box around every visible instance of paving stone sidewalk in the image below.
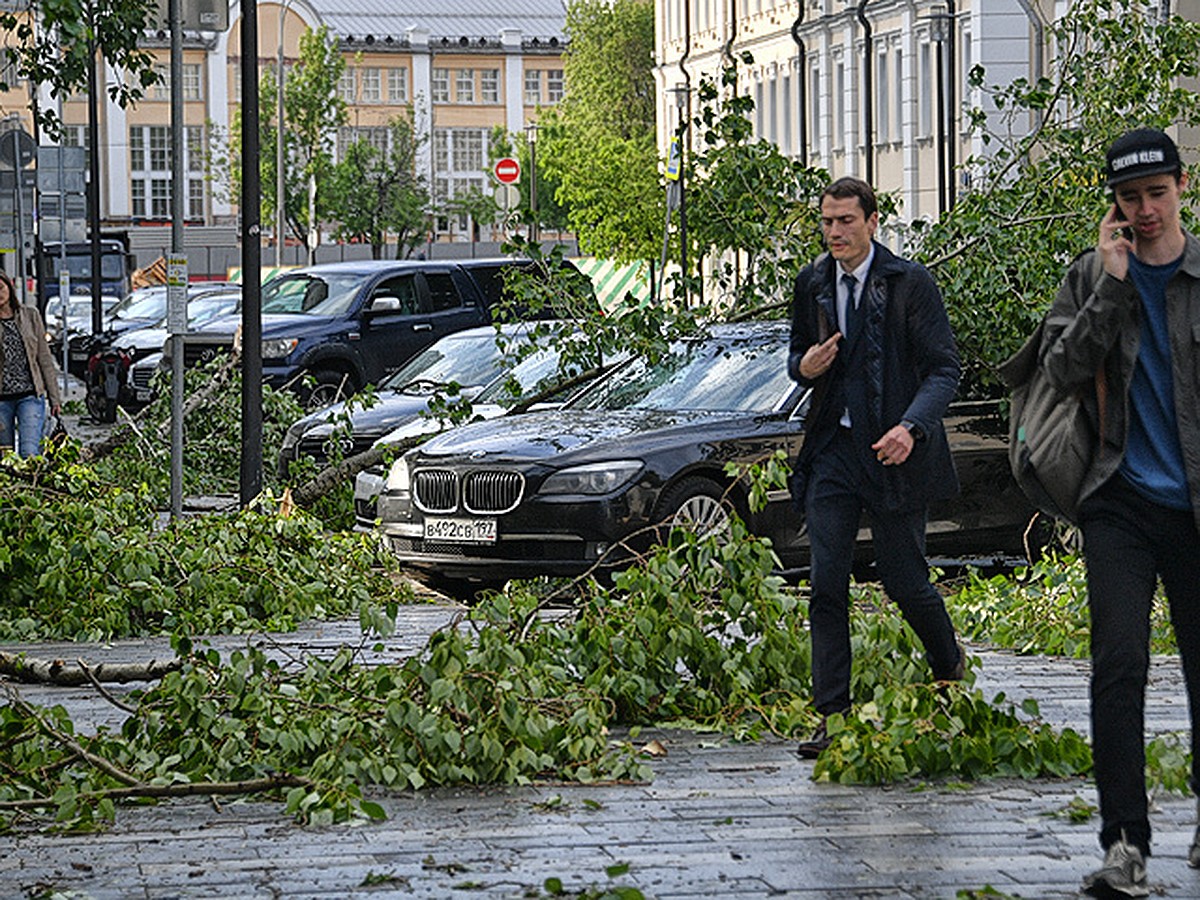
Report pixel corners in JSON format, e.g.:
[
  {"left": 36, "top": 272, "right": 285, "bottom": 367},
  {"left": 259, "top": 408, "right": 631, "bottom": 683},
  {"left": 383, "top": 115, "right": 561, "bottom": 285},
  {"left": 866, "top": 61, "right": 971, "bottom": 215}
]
[{"left": 2, "top": 608, "right": 1198, "bottom": 899}]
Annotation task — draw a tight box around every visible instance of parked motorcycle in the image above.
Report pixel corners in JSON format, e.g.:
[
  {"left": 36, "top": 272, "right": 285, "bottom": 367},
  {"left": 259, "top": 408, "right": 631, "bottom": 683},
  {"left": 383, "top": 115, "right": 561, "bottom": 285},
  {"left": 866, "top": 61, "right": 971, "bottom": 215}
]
[{"left": 85, "top": 339, "right": 131, "bottom": 424}]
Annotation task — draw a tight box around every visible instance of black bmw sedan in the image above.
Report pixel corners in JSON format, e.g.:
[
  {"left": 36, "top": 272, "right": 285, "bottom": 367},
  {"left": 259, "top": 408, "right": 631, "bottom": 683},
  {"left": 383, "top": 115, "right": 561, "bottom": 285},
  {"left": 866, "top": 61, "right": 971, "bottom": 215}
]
[{"left": 376, "top": 321, "right": 1034, "bottom": 597}]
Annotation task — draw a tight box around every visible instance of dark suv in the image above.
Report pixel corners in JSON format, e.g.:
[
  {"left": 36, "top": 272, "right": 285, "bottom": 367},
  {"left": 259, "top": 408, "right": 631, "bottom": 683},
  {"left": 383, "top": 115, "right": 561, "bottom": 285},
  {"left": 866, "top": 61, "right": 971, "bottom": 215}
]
[{"left": 174, "top": 257, "right": 591, "bottom": 407}]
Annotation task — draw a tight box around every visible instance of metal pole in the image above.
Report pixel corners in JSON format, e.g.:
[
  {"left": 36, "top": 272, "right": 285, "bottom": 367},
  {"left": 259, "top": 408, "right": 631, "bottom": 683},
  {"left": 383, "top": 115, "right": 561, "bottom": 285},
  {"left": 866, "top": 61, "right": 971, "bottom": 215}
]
[
  {"left": 240, "top": 0, "right": 264, "bottom": 505},
  {"left": 276, "top": 1, "right": 287, "bottom": 269},
  {"left": 86, "top": 28, "right": 102, "bottom": 335},
  {"left": 11, "top": 127, "right": 27, "bottom": 306},
  {"left": 169, "top": 0, "right": 185, "bottom": 519}
]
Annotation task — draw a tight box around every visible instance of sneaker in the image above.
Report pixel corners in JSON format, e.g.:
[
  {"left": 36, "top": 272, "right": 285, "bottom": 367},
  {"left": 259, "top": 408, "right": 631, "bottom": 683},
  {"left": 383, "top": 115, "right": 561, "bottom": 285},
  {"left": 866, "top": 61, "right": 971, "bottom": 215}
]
[
  {"left": 1081, "top": 833, "right": 1149, "bottom": 898},
  {"left": 795, "top": 718, "right": 832, "bottom": 760}
]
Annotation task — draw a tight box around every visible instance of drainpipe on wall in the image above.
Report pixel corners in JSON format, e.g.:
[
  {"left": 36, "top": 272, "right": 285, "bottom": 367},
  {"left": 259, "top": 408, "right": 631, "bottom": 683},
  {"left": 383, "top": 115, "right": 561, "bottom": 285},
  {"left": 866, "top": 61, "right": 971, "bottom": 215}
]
[
  {"left": 677, "top": 0, "right": 692, "bottom": 303},
  {"left": 791, "top": 0, "right": 808, "bottom": 168},
  {"left": 945, "top": 0, "right": 956, "bottom": 208},
  {"left": 857, "top": 0, "right": 874, "bottom": 184}
]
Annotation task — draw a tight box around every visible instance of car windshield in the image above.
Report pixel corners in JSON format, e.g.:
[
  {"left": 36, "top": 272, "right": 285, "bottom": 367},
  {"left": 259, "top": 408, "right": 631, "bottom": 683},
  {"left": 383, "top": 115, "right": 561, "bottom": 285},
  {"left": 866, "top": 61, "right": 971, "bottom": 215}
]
[
  {"left": 261, "top": 272, "right": 365, "bottom": 316},
  {"left": 473, "top": 342, "right": 611, "bottom": 407},
  {"left": 379, "top": 333, "right": 512, "bottom": 392},
  {"left": 111, "top": 287, "right": 167, "bottom": 320},
  {"left": 188, "top": 293, "right": 240, "bottom": 326},
  {"left": 575, "top": 330, "right": 794, "bottom": 413}
]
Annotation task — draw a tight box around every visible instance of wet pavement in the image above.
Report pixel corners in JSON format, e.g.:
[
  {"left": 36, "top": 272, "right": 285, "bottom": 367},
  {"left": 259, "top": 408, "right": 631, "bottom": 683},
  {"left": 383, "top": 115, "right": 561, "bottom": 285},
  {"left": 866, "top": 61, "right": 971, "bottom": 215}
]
[{"left": 2, "top": 611, "right": 1198, "bottom": 899}]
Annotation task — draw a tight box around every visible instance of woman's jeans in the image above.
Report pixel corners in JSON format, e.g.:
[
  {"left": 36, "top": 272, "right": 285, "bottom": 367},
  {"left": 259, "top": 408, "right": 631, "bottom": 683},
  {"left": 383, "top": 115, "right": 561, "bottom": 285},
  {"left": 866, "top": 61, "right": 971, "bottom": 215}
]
[
  {"left": 0, "top": 393, "right": 46, "bottom": 457},
  {"left": 1081, "top": 474, "right": 1200, "bottom": 856}
]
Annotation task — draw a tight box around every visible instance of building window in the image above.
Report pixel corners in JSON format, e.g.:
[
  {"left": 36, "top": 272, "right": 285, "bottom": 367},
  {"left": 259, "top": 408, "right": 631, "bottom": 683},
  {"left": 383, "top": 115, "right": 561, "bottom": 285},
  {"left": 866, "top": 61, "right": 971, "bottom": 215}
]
[
  {"left": 481, "top": 69, "right": 499, "bottom": 104},
  {"left": 809, "top": 64, "right": 820, "bottom": 151},
  {"left": 189, "top": 179, "right": 205, "bottom": 219},
  {"left": 152, "top": 64, "right": 169, "bottom": 100},
  {"left": 432, "top": 128, "right": 489, "bottom": 235},
  {"left": 151, "top": 178, "right": 171, "bottom": 218},
  {"left": 456, "top": 69, "right": 475, "bottom": 103},
  {"left": 893, "top": 48, "right": 903, "bottom": 144},
  {"left": 432, "top": 68, "right": 450, "bottom": 103},
  {"left": 387, "top": 67, "right": 408, "bottom": 102},
  {"left": 149, "top": 126, "right": 170, "bottom": 171},
  {"left": 834, "top": 61, "right": 845, "bottom": 150},
  {"left": 186, "top": 126, "right": 204, "bottom": 172},
  {"left": 337, "top": 69, "right": 356, "bottom": 102},
  {"left": 182, "top": 63, "right": 202, "bottom": 101},
  {"left": 129, "top": 125, "right": 205, "bottom": 221},
  {"left": 876, "top": 49, "right": 889, "bottom": 144},
  {"left": 524, "top": 69, "right": 541, "bottom": 104},
  {"left": 919, "top": 43, "right": 932, "bottom": 138},
  {"left": 547, "top": 69, "right": 564, "bottom": 103},
  {"left": 781, "top": 73, "right": 791, "bottom": 157},
  {"left": 62, "top": 125, "right": 89, "bottom": 153},
  {"left": 338, "top": 126, "right": 390, "bottom": 158},
  {"left": 361, "top": 67, "right": 381, "bottom": 103}
]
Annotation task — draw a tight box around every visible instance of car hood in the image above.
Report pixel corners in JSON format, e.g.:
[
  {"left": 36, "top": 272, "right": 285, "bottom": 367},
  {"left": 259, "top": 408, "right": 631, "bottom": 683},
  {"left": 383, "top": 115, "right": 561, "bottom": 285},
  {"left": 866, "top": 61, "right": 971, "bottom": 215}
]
[
  {"left": 113, "top": 326, "right": 168, "bottom": 352},
  {"left": 188, "top": 312, "right": 339, "bottom": 337},
  {"left": 298, "top": 392, "right": 452, "bottom": 438},
  {"left": 412, "top": 408, "right": 764, "bottom": 465}
]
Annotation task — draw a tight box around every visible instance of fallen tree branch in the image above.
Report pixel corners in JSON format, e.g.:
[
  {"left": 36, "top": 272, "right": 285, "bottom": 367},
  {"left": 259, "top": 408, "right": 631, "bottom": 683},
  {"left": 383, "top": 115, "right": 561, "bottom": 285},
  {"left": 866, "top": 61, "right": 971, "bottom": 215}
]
[
  {"left": 77, "top": 659, "right": 139, "bottom": 713},
  {"left": 0, "top": 773, "right": 313, "bottom": 811},
  {"left": 290, "top": 435, "right": 424, "bottom": 508},
  {"left": 0, "top": 652, "right": 181, "bottom": 685}
]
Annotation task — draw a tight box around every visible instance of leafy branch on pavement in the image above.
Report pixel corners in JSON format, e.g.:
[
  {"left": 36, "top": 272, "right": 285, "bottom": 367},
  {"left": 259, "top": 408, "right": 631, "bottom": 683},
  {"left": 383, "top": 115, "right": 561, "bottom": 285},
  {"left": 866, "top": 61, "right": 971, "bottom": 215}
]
[
  {"left": 1, "top": 510, "right": 1104, "bottom": 833},
  {"left": 0, "top": 445, "right": 412, "bottom": 642},
  {"left": 948, "top": 553, "right": 1175, "bottom": 658}
]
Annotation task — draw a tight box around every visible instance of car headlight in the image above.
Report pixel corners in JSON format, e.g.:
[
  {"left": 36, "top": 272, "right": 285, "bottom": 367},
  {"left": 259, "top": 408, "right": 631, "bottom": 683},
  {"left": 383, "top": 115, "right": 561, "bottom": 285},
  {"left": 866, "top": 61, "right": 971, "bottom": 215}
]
[
  {"left": 540, "top": 460, "right": 642, "bottom": 496},
  {"left": 262, "top": 338, "right": 299, "bottom": 360},
  {"left": 384, "top": 457, "right": 411, "bottom": 495}
]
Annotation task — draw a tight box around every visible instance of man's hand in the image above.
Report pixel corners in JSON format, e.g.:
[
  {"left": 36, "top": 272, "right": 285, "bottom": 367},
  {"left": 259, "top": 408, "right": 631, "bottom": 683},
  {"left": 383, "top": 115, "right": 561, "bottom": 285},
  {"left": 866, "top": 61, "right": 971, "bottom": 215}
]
[
  {"left": 872, "top": 424, "right": 914, "bottom": 466},
  {"left": 1099, "top": 204, "right": 1133, "bottom": 281},
  {"left": 798, "top": 332, "right": 842, "bottom": 380}
]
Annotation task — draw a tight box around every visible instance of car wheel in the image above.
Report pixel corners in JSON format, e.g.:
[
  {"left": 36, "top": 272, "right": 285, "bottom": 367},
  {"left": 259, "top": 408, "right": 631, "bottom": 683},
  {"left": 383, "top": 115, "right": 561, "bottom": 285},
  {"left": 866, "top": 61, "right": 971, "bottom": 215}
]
[
  {"left": 304, "top": 369, "right": 354, "bottom": 410},
  {"left": 653, "top": 476, "right": 734, "bottom": 544}
]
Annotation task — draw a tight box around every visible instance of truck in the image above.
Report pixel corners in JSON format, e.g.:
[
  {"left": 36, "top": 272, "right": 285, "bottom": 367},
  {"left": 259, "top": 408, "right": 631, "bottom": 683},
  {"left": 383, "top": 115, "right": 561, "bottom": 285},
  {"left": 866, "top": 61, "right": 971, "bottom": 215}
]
[{"left": 36, "top": 234, "right": 134, "bottom": 306}]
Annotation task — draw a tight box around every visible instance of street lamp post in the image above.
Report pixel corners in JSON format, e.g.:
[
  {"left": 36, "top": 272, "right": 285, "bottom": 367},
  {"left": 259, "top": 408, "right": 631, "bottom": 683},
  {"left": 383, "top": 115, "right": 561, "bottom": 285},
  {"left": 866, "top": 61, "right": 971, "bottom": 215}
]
[
  {"left": 929, "top": 3, "right": 950, "bottom": 216},
  {"left": 525, "top": 121, "right": 539, "bottom": 247},
  {"left": 276, "top": 0, "right": 294, "bottom": 269}
]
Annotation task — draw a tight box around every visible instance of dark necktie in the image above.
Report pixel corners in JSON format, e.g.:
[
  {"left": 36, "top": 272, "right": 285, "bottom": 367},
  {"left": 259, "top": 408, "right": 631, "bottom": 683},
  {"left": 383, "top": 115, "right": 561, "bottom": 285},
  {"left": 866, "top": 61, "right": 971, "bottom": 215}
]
[{"left": 842, "top": 274, "right": 860, "bottom": 341}]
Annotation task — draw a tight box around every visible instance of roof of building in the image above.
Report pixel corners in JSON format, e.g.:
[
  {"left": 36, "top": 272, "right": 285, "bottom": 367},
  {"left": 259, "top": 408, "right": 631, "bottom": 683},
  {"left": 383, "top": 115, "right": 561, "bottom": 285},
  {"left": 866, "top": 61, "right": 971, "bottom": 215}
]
[{"left": 312, "top": 0, "right": 568, "bottom": 43}]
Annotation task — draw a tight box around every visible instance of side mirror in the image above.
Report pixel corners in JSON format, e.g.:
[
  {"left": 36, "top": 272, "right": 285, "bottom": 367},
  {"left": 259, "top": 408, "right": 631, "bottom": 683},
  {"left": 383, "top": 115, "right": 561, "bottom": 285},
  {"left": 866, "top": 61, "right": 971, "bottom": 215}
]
[{"left": 369, "top": 296, "right": 402, "bottom": 313}]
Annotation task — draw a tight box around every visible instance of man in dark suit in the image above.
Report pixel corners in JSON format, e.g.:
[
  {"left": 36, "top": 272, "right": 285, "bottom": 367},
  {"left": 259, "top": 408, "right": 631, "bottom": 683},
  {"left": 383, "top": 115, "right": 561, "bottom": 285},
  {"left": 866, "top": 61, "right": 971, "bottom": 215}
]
[{"left": 788, "top": 176, "right": 964, "bottom": 758}]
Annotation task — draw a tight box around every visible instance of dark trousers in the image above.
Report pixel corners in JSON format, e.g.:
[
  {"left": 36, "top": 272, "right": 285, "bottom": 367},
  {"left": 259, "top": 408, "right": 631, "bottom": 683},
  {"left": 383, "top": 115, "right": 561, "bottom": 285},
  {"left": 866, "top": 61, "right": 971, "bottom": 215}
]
[
  {"left": 1080, "top": 474, "right": 1200, "bottom": 855},
  {"left": 805, "top": 427, "right": 961, "bottom": 715}
]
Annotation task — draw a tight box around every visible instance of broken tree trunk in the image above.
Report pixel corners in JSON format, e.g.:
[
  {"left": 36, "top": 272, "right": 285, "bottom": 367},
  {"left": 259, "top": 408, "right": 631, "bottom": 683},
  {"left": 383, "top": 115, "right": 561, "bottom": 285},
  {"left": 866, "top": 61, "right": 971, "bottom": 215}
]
[{"left": 0, "top": 653, "right": 181, "bottom": 685}]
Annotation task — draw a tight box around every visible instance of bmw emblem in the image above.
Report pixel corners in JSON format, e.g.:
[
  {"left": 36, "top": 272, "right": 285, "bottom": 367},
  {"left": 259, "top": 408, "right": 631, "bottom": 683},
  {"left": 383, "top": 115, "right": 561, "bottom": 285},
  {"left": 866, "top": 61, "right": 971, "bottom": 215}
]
[{"left": 469, "top": 449, "right": 487, "bottom": 460}]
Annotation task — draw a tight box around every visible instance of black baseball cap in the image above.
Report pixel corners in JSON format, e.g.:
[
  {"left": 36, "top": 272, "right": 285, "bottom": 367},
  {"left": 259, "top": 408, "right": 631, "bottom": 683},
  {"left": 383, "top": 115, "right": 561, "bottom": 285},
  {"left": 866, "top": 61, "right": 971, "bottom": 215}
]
[{"left": 1105, "top": 128, "right": 1182, "bottom": 188}]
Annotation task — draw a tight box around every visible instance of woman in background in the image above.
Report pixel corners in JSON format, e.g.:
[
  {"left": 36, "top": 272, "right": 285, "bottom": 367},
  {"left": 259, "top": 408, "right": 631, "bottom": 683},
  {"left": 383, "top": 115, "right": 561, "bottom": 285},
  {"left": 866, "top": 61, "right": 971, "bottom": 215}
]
[{"left": 0, "top": 271, "right": 62, "bottom": 456}]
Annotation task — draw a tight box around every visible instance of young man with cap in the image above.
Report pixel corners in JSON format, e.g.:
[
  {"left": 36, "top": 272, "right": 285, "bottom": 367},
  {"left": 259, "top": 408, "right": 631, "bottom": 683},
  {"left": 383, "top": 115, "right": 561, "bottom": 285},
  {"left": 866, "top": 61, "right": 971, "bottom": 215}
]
[{"left": 1041, "top": 127, "right": 1200, "bottom": 897}]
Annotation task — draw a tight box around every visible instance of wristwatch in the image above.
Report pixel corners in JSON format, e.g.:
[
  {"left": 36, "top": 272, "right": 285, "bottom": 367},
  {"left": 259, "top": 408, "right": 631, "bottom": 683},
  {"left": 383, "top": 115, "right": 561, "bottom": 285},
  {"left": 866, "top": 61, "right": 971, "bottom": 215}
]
[{"left": 900, "top": 419, "right": 925, "bottom": 441}]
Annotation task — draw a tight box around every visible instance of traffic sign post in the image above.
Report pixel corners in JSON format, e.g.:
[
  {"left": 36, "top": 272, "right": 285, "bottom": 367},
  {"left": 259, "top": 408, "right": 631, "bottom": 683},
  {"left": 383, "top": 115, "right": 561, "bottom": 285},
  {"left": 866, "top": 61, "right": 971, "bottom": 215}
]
[{"left": 494, "top": 157, "right": 521, "bottom": 185}]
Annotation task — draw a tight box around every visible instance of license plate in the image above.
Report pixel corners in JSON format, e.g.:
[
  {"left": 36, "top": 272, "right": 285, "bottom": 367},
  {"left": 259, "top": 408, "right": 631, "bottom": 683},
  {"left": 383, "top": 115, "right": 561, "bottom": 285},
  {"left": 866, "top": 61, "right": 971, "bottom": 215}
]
[
  {"left": 423, "top": 517, "right": 497, "bottom": 544},
  {"left": 70, "top": 351, "right": 88, "bottom": 362},
  {"left": 136, "top": 390, "right": 152, "bottom": 402}
]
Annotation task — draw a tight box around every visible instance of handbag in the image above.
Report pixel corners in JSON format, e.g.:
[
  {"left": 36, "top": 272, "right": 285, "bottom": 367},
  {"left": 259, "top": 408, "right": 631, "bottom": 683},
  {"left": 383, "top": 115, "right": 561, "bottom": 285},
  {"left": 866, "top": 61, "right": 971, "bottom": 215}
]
[
  {"left": 998, "top": 315, "right": 1107, "bottom": 525},
  {"left": 45, "top": 414, "right": 70, "bottom": 446}
]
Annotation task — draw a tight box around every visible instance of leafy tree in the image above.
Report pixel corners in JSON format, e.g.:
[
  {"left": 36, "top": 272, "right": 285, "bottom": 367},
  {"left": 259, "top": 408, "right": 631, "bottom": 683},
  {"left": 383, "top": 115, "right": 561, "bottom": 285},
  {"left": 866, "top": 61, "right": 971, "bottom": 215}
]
[
  {"left": 328, "top": 113, "right": 430, "bottom": 259},
  {"left": 539, "top": 0, "right": 662, "bottom": 265},
  {"left": 907, "top": 0, "right": 1200, "bottom": 398},
  {"left": 228, "top": 26, "right": 347, "bottom": 253},
  {"left": 0, "top": 0, "right": 158, "bottom": 136},
  {"left": 684, "top": 57, "right": 829, "bottom": 312}
]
